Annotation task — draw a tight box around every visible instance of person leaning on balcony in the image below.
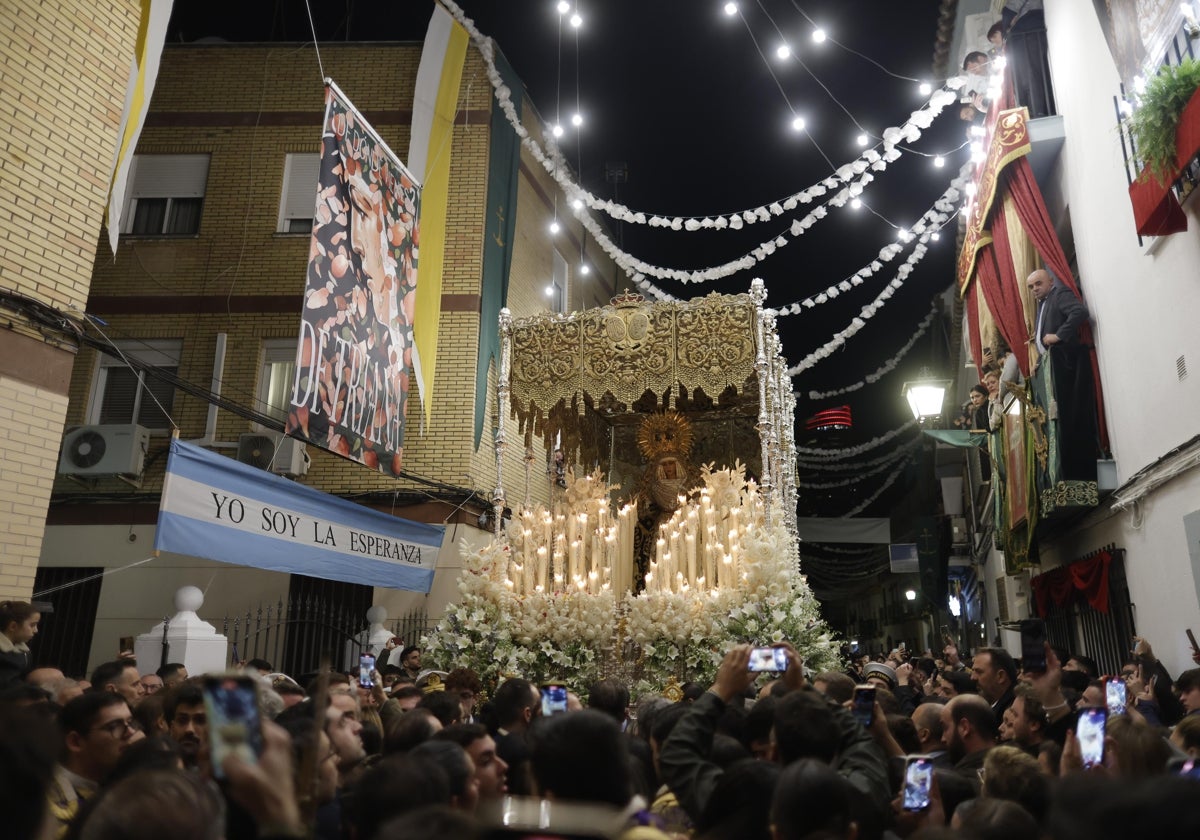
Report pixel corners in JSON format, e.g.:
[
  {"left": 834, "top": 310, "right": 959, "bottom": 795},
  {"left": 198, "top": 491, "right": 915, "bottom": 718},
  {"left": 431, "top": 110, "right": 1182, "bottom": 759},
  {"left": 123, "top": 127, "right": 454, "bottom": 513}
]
[{"left": 1028, "top": 269, "right": 1087, "bottom": 358}]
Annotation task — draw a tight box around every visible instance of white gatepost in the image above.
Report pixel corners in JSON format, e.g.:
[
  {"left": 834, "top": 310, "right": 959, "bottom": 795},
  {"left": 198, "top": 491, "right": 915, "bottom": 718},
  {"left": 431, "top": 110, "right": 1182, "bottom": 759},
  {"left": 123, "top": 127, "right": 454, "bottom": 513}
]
[{"left": 135, "top": 586, "right": 230, "bottom": 677}]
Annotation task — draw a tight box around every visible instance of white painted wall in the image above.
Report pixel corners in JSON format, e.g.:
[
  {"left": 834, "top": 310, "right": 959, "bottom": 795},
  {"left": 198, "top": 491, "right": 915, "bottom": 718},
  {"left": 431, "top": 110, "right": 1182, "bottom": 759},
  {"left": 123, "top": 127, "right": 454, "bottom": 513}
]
[
  {"left": 1045, "top": 0, "right": 1200, "bottom": 483},
  {"left": 966, "top": 0, "right": 1200, "bottom": 677}
]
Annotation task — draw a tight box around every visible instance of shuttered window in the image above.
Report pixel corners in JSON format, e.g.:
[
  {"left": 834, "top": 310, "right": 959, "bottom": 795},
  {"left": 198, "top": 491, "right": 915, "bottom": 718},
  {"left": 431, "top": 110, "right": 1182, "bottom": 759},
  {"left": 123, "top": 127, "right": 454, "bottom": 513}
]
[
  {"left": 123, "top": 154, "right": 209, "bottom": 236},
  {"left": 277, "top": 153, "right": 320, "bottom": 234}
]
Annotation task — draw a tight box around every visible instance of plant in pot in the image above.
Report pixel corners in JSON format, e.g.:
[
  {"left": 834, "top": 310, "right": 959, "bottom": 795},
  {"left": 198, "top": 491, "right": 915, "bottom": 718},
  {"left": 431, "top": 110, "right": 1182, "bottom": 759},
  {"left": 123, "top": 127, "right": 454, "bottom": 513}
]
[{"left": 1128, "top": 58, "right": 1200, "bottom": 187}]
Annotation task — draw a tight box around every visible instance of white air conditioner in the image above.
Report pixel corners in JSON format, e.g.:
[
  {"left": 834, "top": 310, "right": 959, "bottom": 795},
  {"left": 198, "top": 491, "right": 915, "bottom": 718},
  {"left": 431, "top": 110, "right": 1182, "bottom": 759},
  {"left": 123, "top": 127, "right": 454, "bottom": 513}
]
[
  {"left": 237, "top": 432, "right": 309, "bottom": 477},
  {"left": 59, "top": 424, "right": 150, "bottom": 476}
]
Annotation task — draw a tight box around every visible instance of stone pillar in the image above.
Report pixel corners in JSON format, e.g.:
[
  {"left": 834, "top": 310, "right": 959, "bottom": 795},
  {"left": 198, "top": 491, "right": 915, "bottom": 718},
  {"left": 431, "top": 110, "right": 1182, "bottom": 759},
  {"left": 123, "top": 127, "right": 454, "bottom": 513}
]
[
  {"left": 0, "top": 2, "right": 143, "bottom": 600},
  {"left": 135, "top": 586, "right": 229, "bottom": 677}
]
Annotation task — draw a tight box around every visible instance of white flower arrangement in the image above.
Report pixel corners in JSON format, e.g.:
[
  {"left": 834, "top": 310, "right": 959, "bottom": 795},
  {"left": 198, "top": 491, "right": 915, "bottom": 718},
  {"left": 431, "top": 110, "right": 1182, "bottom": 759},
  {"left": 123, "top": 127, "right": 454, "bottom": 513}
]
[{"left": 422, "top": 467, "right": 840, "bottom": 698}]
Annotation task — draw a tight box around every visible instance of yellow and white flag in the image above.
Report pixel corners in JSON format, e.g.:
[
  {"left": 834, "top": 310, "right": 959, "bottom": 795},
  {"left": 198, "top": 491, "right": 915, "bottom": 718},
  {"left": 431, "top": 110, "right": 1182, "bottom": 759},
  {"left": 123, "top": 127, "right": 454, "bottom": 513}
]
[
  {"left": 408, "top": 3, "right": 469, "bottom": 428},
  {"left": 105, "top": 0, "right": 175, "bottom": 254}
]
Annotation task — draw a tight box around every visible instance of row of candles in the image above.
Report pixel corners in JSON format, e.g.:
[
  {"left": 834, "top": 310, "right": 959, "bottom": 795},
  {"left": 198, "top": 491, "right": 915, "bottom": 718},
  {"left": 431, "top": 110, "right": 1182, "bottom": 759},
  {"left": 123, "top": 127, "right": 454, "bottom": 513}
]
[{"left": 503, "top": 482, "right": 756, "bottom": 597}]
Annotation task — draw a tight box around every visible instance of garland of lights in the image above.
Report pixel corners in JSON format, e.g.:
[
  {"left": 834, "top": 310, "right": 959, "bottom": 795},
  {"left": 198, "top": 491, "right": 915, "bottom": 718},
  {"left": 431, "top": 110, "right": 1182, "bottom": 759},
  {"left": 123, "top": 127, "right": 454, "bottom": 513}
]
[
  {"left": 796, "top": 419, "right": 917, "bottom": 458},
  {"left": 806, "top": 304, "right": 937, "bottom": 400},
  {"left": 797, "top": 450, "right": 916, "bottom": 489},
  {"left": 796, "top": 435, "right": 923, "bottom": 472},
  {"left": 841, "top": 458, "right": 910, "bottom": 518},
  {"left": 442, "top": 0, "right": 967, "bottom": 289}
]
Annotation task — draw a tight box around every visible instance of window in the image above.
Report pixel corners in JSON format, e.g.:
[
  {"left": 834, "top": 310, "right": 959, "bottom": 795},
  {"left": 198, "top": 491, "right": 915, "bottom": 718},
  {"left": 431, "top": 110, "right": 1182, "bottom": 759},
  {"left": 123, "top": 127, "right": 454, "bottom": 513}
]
[
  {"left": 123, "top": 154, "right": 209, "bottom": 236},
  {"left": 278, "top": 153, "right": 321, "bottom": 234},
  {"left": 89, "top": 340, "right": 182, "bottom": 431},
  {"left": 258, "top": 340, "right": 298, "bottom": 424},
  {"left": 549, "top": 249, "right": 568, "bottom": 314}
]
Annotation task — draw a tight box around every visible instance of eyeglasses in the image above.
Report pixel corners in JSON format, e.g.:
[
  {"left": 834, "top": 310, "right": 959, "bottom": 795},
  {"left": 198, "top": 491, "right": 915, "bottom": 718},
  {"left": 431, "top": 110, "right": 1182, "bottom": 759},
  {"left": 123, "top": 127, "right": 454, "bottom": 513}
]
[{"left": 93, "top": 717, "right": 141, "bottom": 738}]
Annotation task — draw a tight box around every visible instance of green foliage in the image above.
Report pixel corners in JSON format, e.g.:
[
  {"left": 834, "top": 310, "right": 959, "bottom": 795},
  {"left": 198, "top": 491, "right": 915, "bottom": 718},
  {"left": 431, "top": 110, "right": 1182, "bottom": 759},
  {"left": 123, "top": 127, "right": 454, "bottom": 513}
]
[{"left": 1130, "top": 59, "right": 1200, "bottom": 185}]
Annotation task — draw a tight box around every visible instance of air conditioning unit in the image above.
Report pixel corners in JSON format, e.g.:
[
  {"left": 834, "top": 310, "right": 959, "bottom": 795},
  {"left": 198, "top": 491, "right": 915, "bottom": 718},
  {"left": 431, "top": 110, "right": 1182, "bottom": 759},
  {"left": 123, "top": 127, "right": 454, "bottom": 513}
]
[
  {"left": 59, "top": 424, "right": 150, "bottom": 476},
  {"left": 237, "top": 432, "right": 309, "bottom": 477}
]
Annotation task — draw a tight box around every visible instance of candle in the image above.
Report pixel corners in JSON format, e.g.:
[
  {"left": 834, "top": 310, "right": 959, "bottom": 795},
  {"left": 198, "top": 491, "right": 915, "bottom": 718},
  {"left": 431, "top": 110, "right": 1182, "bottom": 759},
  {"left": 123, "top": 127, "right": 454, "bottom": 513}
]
[
  {"left": 537, "top": 546, "right": 548, "bottom": 592},
  {"left": 685, "top": 534, "right": 697, "bottom": 586}
]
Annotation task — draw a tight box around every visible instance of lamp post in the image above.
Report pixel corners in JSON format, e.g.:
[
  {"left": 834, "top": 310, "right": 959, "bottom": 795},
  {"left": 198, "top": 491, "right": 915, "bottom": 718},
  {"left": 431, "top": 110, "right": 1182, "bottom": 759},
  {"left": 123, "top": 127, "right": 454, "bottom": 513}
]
[{"left": 901, "top": 367, "right": 952, "bottom": 423}]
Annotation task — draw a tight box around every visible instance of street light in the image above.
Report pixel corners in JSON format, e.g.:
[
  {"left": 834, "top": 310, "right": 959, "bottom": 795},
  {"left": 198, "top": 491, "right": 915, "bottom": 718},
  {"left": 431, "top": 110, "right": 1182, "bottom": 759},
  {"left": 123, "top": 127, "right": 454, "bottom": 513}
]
[
  {"left": 905, "top": 589, "right": 917, "bottom": 601},
  {"left": 901, "top": 367, "right": 951, "bottom": 422}
]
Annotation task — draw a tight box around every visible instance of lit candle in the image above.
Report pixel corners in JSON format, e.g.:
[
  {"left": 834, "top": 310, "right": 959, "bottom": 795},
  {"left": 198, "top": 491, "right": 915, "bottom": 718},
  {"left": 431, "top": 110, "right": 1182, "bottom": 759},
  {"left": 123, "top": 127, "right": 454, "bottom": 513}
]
[{"left": 685, "top": 534, "right": 697, "bottom": 586}]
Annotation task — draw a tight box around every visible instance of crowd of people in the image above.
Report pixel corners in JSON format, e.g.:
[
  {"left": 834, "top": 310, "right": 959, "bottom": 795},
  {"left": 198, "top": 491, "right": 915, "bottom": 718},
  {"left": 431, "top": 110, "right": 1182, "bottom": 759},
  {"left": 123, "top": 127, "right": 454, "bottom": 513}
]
[{"left": 3, "top": 597, "right": 1200, "bottom": 840}]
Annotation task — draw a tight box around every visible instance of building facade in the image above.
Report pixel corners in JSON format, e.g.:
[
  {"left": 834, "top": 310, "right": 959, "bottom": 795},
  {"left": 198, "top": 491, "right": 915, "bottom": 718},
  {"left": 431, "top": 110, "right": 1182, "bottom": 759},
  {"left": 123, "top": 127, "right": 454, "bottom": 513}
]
[{"left": 35, "top": 40, "right": 626, "bottom": 675}]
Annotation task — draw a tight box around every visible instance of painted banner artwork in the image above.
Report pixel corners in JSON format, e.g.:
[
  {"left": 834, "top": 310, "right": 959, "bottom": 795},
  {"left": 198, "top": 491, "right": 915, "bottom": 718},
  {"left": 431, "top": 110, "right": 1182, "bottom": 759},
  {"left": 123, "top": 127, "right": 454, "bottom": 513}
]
[
  {"left": 155, "top": 440, "right": 444, "bottom": 591},
  {"left": 288, "top": 83, "right": 420, "bottom": 475}
]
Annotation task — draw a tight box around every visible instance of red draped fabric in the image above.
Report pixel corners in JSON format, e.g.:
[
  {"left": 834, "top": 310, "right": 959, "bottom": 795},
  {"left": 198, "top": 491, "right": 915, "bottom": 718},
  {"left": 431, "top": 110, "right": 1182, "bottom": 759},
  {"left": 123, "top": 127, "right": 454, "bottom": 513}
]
[
  {"left": 966, "top": 282, "right": 984, "bottom": 380},
  {"left": 1031, "top": 550, "right": 1112, "bottom": 616},
  {"left": 1002, "top": 157, "right": 1110, "bottom": 450},
  {"left": 975, "top": 237, "right": 1032, "bottom": 378}
]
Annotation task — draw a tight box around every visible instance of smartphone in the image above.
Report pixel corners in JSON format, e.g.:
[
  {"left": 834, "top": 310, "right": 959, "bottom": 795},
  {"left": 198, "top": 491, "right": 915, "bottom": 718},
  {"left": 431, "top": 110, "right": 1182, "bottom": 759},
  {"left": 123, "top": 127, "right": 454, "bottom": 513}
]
[
  {"left": 747, "top": 646, "right": 789, "bottom": 672},
  {"left": 541, "top": 683, "right": 568, "bottom": 717},
  {"left": 1105, "top": 679, "right": 1126, "bottom": 716},
  {"left": 1187, "top": 628, "right": 1199, "bottom": 655},
  {"left": 851, "top": 685, "right": 876, "bottom": 728},
  {"left": 202, "top": 675, "right": 264, "bottom": 780},
  {"left": 1170, "top": 757, "right": 1200, "bottom": 779},
  {"left": 1076, "top": 706, "right": 1107, "bottom": 769},
  {"left": 359, "top": 653, "right": 376, "bottom": 688},
  {"left": 903, "top": 756, "right": 934, "bottom": 811},
  {"left": 1019, "top": 618, "right": 1047, "bottom": 673}
]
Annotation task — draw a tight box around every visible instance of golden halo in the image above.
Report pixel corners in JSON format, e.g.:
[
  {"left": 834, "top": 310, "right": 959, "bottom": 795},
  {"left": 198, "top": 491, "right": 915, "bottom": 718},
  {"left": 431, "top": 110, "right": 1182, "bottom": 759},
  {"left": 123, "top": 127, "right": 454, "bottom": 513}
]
[{"left": 637, "top": 411, "right": 694, "bottom": 461}]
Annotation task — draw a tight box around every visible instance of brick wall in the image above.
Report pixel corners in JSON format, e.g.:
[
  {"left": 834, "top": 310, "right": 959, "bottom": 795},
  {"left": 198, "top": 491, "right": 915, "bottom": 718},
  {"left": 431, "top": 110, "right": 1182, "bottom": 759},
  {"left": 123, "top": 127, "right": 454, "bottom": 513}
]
[
  {"left": 71, "top": 42, "right": 626, "bottom": 517},
  {"left": 0, "top": 0, "right": 141, "bottom": 600}
]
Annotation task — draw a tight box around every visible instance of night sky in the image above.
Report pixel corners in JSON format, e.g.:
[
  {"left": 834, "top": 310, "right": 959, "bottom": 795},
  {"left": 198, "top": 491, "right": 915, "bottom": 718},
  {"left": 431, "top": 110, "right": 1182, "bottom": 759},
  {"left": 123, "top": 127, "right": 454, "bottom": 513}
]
[{"left": 166, "top": 1, "right": 969, "bottom": 528}]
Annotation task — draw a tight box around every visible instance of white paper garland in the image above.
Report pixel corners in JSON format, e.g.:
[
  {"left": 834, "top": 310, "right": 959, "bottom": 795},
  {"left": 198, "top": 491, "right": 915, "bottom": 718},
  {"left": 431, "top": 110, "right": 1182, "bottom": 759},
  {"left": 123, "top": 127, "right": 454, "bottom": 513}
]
[
  {"left": 796, "top": 419, "right": 918, "bottom": 458},
  {"left": 840, "top": 458, "right": 910, "bottom": 518},
  {"left": 796, "top": 435, "right": 923, "bottom": 472},
  {"left": 806, "top": 304, "right": 937, "bottom": 400},
  {"left": 440, "top": 0, "right": 968, "bottom": 290},
  {"left": 798, "top": 449, "right": 916, "bottom": 489}
]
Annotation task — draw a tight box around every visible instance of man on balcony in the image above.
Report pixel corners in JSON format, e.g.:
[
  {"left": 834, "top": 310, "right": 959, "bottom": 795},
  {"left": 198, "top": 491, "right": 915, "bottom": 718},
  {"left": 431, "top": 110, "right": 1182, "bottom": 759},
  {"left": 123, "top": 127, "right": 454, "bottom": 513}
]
[
  {"left": 1028, "top": 269, "right": 1098, "bottom": 481},
  {"left": 1002, "top": 0, "right": 1054, "bottom": 118}
]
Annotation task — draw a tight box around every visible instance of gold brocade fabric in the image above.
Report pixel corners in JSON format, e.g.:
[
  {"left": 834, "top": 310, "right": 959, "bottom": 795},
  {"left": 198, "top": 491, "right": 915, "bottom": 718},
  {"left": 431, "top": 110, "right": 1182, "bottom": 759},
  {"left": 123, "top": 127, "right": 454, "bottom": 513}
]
[{"left": 509, "top": 292, "right": 758, "bottom": 455}]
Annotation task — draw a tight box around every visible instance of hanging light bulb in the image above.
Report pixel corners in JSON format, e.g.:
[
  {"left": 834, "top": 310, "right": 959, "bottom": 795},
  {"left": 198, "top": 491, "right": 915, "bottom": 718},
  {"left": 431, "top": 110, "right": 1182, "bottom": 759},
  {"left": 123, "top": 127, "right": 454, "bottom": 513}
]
[
  {"left": 931, "top": 231, "right": 941, "bottom": 241},
  {"left": 856, "top": 133, "right": 869, "bottom": 146},
  {"left": 723, "top": 2, "right": 737, "bottom": 15},
  {"left": 549, "top": 220, "right": 561, "bottom": 234},
  {"left": 545, "top": 285, "right": 555, "bottom": 297},
  {"left": 812, "top": 28, "right": 827, "bottom": 43},
  {"left": 570, "top": 11, "right": 583, "bottom": 28},
  {"left": 580, "top": 263, "right": 591, "bottom": 275},
  {"left": 776, "top": 43, "right": 791, "bottom": 60},
  {"left": 965, "top": 183, "right": 978, "bottom": 198},
  {"left": 551, "top": 123, "right": 564, "bottom": 138},
  {"left": 933, "top": 155, "right": 945, "bottom": 168},
  {"left": 850, "top": 198, "right": 862, "bottom": 210},
  {"left": 571, "top": 112, "right": 583, "bottom": 127},
  {"left": 897, "top": 227, "right": 910, "bottom": 240},
  {"left": 918, "top": 81, "right": 933, "bottom": 96},
  {"left": 791, "top": 115, "right": 806, "bottom": 132},
  {"left": 556, "top": 1, "right": 570, "bottom": 14},
  {"left": 571, "top": 198, "right": 583, "bottom": 210}
]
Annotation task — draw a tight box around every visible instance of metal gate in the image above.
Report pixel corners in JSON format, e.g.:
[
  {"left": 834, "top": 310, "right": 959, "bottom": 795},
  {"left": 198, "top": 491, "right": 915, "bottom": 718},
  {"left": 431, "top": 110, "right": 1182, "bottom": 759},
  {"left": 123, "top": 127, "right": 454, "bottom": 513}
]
[
  {"left": 31, "top": 566, "right": 103, "bottom": 679},
  {"left": 1042, "top": 549, "right": 1136, "bottom": 676}
]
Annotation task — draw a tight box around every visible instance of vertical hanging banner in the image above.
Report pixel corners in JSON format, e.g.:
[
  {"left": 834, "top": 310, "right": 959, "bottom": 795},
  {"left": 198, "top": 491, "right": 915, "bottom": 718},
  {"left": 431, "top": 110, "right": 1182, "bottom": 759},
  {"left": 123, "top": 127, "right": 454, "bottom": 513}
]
[
  {"left": 287, "top": 82, "right": 420, "bottom": 476},
  {"left": 409, "top": 4, "right": 470, "bottom": 429},
  {"left": 105, "top": 0, "right": 175, "bottom": 254},
  {"left": 474, "top": 49, "right": 523, "bottom": 450}
]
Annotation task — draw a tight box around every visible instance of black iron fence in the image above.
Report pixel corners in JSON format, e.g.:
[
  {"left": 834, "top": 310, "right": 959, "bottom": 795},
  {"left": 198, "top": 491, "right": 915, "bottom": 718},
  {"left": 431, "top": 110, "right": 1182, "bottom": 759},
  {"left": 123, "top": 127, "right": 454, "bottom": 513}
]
[{"left": 1042, "top": 548, "right": 1136, "bottom": 676}]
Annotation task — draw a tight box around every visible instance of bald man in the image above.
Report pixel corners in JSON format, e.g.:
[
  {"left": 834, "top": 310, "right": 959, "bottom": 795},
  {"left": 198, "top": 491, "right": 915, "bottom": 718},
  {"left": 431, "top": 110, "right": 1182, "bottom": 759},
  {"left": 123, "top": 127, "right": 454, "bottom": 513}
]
[
  {"left": 940, "top": 694, "right": 997, "bottom": 784},
  {"left": 1026, "top": 268, "right": 1098, "bottom": 480}
]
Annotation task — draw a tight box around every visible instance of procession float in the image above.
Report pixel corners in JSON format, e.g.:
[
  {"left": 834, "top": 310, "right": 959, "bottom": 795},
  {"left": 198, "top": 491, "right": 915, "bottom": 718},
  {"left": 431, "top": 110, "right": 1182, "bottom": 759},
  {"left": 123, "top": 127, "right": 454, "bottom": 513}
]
[{"left": 424, "top": 281, "right": 838, "bottom": 697}]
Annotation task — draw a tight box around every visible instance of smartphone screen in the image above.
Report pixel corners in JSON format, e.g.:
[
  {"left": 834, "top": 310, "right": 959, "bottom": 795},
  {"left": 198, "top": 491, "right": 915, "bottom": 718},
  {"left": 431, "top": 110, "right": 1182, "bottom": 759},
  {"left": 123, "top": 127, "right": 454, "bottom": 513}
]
[
  {"left": 1076, "top": 707, "right": 1107, "bottom": 769},
  {"left": 903, "top": 756, "right": 934, "bottom": 811},
  {"left": 202, "top": 675, "right": 264, "bottom": 779},
  {"left": 851, "top": 685, "right": 876, "bottom": 728},
  {"left": 541, "top": 683, "right": 568, "bottom": 717},
  {"left": 1105, "top": 679, "right": 1126, "bottom": 716},
  {"left": 747, "top": 646, "right": 789, "bottom": 672},
  {"left": 1019, "top": 618, "right": 1047, "bottom": 673},
  {"left": 359, "top": 654, "right": 376, "bottom": 688}
]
